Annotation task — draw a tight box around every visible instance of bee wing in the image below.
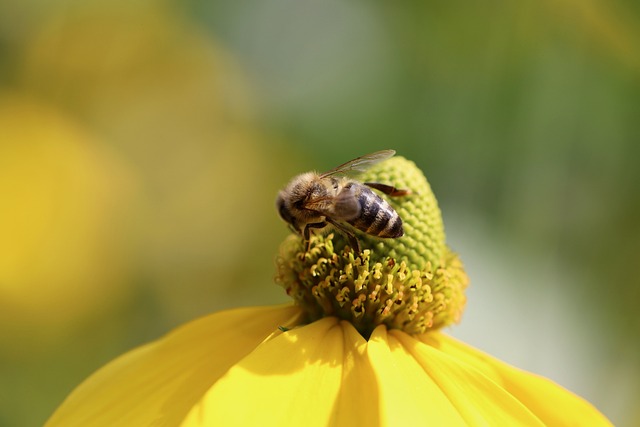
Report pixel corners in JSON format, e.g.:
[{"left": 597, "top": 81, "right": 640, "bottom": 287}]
[
  {"left": 320, "top": 149, "right": 396, "bottom": 178},
  {"left": 304, "top": 188, "right": 360, "bottom": 221},
  {"left": 303, "top": 195, "right": 338, "bottom": 215},
  {"left": 332, "top": 185, "right": 360, "bottom": 220}
]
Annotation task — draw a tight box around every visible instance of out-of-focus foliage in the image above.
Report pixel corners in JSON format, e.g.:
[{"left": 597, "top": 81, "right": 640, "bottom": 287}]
[{"left": 0, "top": 0, "right": 638, "bottom": 425}]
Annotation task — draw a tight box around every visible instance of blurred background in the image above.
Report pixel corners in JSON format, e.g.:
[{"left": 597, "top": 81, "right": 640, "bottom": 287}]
[{"left": 0, "top": 0, "right": 638, "bottom": 425}]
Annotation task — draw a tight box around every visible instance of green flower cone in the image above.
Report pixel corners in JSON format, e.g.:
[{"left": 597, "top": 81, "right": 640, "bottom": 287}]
[{"left": 276, "top": 156, "right": 468, "bottom": 338}]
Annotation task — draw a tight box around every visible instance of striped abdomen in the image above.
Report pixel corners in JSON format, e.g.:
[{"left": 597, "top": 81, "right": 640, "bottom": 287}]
[{"left": 348, "top": 186, "right": 403, "bottom": 238}]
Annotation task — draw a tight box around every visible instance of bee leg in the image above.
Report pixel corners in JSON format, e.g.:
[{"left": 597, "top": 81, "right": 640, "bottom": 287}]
[
  {"left": 303, "top": 222, "right": 327, "bottom": 251},
  {"left": 345, "top": 232, "right": 361, "bottom": 254},
  {"left": 364, "top": 182, "right": 411, "bottom": 197},
  {"left": 326, "top": 219, "right": 361, "bottom": 253}
]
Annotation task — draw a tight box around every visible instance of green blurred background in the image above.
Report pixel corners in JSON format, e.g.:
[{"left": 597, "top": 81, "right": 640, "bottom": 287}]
[{"left": 1, "top": 0, "right": 639, "bottom": 425}]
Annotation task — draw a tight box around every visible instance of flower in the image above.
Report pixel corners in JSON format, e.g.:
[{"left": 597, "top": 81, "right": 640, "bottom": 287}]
[
  {"left": 46, "top": 154, "right": 612, "bottom": 426},
  {"left": 0, "top": 95, "right": 136, "bottom": 338}
]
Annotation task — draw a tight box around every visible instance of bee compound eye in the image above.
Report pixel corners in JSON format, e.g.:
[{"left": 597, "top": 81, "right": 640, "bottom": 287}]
[{"left": 276, "top": 195, "right": 294, "bottom": 224}]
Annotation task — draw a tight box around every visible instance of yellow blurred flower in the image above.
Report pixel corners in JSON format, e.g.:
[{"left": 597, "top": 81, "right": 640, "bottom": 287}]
[
  {"left": 0, "top": 94, "right": 138, "bottom": 344},
  {"left": 17, "top": 1, "right": 288, "bottom": 315},
  {"left": 46, "top": 155, "right": 611, "bottom": 426}
]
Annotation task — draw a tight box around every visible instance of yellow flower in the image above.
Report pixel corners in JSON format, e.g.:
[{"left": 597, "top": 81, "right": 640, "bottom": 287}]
[
  {"left": 47, "top": 154, "right": 611, "bottom": 427},
  {"left": 0, "top": 95, "right": 137, "bottom": 338}
]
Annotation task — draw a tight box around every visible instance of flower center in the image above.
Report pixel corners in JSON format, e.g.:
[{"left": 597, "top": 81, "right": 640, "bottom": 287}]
[{"left": 274, "top": 156, "right": 469, "bottom": 339}]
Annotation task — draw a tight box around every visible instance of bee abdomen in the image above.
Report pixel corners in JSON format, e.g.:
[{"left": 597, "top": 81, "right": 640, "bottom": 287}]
[{"left": 348, "top": 187, "right": 403, "bottom": 238}]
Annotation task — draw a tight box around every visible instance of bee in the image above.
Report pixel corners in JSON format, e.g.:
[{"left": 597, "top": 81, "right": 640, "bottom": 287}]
[{"left": 276, "top": 149, "right": 410, "bottom": 253}]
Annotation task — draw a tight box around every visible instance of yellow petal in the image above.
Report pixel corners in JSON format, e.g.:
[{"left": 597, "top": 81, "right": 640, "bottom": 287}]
[
  {"left": 330, "top": 321, "right": 380, "bottom": 427},
  {"left": 367, "top": 326, "right": 467, "bottom": 426},
  {"left": 392, "top": 330, "right": 545, "bottom": 426},
  {"left": 181, "top": 317, "right": 346, "bottom": 427},
  {"left": 46, "top": 305, "right": 300, "bottom": 427},
  {"left": 419, "top": 332, "right": 613, "bottom": 427}
]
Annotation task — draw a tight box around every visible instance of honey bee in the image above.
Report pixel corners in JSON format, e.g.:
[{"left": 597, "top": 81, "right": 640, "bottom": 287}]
[{"left": 276, "top": 149, "right": 410, "bottom": 253}]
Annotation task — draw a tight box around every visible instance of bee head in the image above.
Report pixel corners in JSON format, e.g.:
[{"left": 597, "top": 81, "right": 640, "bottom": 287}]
[
  {"left": 276, "top": 189, "right": 310, "bottom": 234},
  {"left": 276, "top": 192, "right": 295, "bottom": 226},
  {"left": 276, "top": 172, "right": 326, "bottom": 234}
]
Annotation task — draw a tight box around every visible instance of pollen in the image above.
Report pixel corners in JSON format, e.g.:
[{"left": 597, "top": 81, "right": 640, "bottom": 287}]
[{"left": 275, "top": 155, "right": 469, "bottom": 338}]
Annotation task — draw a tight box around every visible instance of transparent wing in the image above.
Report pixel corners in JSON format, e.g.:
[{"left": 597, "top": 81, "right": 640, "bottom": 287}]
[
  {"left": 320, "top": 149, "right": 395, "bottom": 178},
  {"left": 303, "top": 195, "right": 337, "bottom": 215},
  {"left": 305, "top": 190, "right": 359, "bottom": 220}
]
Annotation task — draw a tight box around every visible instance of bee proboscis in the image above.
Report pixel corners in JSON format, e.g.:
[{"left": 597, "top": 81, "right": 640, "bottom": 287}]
[{"left": 276, "top": 150, "right": 410, "bottom": 253}]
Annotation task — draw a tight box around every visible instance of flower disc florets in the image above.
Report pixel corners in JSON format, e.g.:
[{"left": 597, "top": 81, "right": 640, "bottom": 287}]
[{"left": 275, "top": 156, "right": 468, "bottom": 338}]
